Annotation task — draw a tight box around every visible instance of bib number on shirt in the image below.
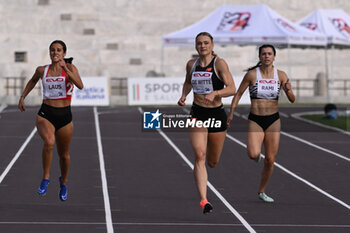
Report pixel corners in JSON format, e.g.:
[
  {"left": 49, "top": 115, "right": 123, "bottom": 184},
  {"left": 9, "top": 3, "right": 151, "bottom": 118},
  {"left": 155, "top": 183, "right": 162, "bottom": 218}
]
[
  {"left": 257, "top": 79, "right": 278, "bottom": 99},
  {"left": 43, "top": 76, "right": 67, "bottom": 99},
  {"left": 191, "top": 71, "right": 213, "bottom": 94}
]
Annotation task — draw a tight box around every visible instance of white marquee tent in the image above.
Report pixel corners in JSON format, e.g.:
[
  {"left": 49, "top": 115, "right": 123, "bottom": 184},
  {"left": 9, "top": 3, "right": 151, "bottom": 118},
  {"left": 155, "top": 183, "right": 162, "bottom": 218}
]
[
  {"left": 163, "top": 4, "right": 327, "bottom": 47},
  {"left": 298, "top": 8, "right": 350, "bottom": 48},
  {"left": 298, "top": 9, "right": 350, "bottom": 101}
]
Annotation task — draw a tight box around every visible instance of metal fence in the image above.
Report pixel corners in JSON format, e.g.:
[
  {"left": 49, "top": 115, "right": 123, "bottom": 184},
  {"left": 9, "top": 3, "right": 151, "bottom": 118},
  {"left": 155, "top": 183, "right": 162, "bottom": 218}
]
[{"left": 2, "top": 77, "right": 349, "bottom": 99}]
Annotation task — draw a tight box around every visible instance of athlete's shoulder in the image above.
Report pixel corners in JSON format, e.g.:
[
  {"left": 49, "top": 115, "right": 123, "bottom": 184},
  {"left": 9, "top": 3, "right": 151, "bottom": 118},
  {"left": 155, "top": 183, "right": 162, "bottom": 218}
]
[
  {"left": 277, "top": 69, "right": 287, "bottom": 76},
  {"left": 214, "top": 56, "right": 226, "bottom": 65},
  {"left": 187, "top": 58, "right": 197, "bottom": 66},
  {"left": 277, "top": 69, "right": 288, "bottom": 80},
  {"left": 35, "top": 65, "right": 47, "bottom": 74},
  {"left": 186, "top": 58, "right": 197, "bottom": 71},
  {"left": 246, "top": 68, "right": 257, "bottom": 78}
]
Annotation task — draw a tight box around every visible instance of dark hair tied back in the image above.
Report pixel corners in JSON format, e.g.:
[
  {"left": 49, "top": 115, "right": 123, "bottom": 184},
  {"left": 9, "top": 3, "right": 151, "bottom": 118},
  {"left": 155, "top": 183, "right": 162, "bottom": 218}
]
[
  {"left": 64, "top": 57, "right": 73, "bottom": 64},
  {"left": 245, "top": 44, "right": 276, "bottom": 72},
  {"left": 50, "top": 40, "right": 67, "bottom": 52}
]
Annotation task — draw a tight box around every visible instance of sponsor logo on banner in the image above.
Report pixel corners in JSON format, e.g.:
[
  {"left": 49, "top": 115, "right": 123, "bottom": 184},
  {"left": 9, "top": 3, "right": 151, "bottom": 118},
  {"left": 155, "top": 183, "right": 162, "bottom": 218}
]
[
  {"left": 300, "top": 22, "right": 318, "bottom": 31},
  {"left": 276, "top": 18, "right": 296, "bottom": 32},
  {"left": 128, "top": 78, "right": 186, "bottom": 105},
  {"left": 72, "top": 77, "right": 109, "bottom": 106},
  {"left": 127, "top": 77, "right": 250, "bottom": 105},
  {"left": 217, "top": 12, "right": 251, "bottom": 31},
  {"left": 330, "top": 18, "right": 350, "bottom": 37}
]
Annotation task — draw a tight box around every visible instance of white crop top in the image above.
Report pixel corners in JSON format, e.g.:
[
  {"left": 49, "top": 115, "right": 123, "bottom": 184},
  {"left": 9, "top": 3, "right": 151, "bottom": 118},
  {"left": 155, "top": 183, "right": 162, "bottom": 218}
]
[{"left": 249, "top": 67, "right": 280, "bottom": 100}]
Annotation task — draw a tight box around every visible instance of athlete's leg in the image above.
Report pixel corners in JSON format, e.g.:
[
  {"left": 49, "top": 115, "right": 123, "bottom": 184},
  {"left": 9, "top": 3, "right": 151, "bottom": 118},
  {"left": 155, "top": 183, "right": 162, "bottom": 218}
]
[
  {"left": 206, "top": 131, "right": 226, "bottom": 168},
  {"left": 55, "top": 122, "right": 73, "bottom": 185},
  {"left": 247, "top": 120, "right": 265, "bottom": 160},
  {"left": 36, "top": 115, "right": 55, "bottom": 180},
  {"left": 258, "top": 119, "right": 280, "bottom": 193},
  {"left": 190, "top": 127, "right": 208, "bottom": 201}
]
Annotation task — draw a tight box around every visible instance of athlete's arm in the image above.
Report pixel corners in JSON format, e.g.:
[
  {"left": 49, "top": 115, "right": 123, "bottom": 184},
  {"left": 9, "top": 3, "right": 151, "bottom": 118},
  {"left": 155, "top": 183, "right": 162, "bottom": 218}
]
[
  {"left": 279, "top": 70, "right": 295, "bottom": 103},
  {"left": 18, "top": 66, "right": 43, "bottom": 112},
  {"left": 203, "top": 58, "right": 236, "bottom": 104},
  {"left": 178, "top": 59, "right": 194, "bottom": 106}
]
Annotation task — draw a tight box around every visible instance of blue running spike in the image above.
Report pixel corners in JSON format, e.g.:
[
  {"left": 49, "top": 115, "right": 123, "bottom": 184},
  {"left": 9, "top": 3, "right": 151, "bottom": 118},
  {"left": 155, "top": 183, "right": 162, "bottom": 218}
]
[{"left": 38, "top": 179, "right": 50, "bottom": 196}]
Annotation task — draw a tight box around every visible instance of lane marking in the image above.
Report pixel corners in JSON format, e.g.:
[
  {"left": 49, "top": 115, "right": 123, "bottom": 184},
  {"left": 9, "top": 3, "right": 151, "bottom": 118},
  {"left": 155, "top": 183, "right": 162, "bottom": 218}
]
[
  {"left": 0, "top": 103, "right": 8, "bottom": 113},
  {"left": 93, "top": 106, "right": 114, "bottom": 233},
  {"left": 138, "top": 107, "right": 256, "bottom": 233},
  {"left": 226, "top": 134, "right": 350, "bottom": 210},
  {"left": 291, "top": 111, "right": 350, "bottom": 136},
  {"left": 0, "top": 127, "right": 37, "bottom": 184},
  {"left": 280, "top": 131, "right": 350, "bottom": 162},
  {"left": 0, "top": 221, "right": 348, "bottom": 228},
  {"left": 278, "top": 111, "right": 289, "bottom": 118},
  {"left": 190, "top": 107, "right": 349, "bottom": 209},
  {"left": 226, "top": 109, "right": 350, "bottom": 162}
]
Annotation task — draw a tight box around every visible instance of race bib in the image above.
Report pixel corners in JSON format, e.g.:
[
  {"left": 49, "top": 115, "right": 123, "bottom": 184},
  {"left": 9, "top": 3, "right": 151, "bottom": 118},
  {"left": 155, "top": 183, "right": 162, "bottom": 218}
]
[
  {"left": 257, "top": 79, "right": 278, "bottom": 99},
  {"left": 191, "top": 71, "right": 213, "bottom": 94},
  {"left": 43, "top": 76, "right": 67, "bottom": 99}
]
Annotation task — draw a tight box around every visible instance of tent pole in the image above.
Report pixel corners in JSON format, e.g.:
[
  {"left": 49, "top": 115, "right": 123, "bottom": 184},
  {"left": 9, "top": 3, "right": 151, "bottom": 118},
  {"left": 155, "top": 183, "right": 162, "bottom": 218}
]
[
  {"left": 329, "top": 44, "right": 334, "bottom": 103},
  {"left": 160, "top": 45, "right": 164, "bottom": 75},
  {"left": 287, "top": 43, "right": 291, "bottom": 77},
  {"left": 324, "top": 46, "right": 330, "bottom": 103}
]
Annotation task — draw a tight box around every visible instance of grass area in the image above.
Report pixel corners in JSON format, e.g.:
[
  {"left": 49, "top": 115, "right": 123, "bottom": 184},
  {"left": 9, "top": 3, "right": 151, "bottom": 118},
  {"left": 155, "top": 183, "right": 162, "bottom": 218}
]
[{"left": 301, "top": 114, "right": 350, "bottom": 131}]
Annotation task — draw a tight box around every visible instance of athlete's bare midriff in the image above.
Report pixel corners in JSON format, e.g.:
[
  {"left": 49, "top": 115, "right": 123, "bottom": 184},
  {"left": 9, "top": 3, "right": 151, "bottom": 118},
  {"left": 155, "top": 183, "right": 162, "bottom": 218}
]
[
  {"left": 194, "top": 94, "right": 222, "bottom": 108},
  {"left": 250, "top": 99, "right": 278, "bottom": 116}
]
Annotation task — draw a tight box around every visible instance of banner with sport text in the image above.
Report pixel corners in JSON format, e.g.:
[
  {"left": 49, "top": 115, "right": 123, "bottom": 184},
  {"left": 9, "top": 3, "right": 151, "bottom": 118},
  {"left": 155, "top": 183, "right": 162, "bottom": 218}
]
[
  {"left": 71, "top": 77, "right": 109, "bottom": 106},
  {"left": 127, "top": 77, "right": 250, "bottom": 106}
]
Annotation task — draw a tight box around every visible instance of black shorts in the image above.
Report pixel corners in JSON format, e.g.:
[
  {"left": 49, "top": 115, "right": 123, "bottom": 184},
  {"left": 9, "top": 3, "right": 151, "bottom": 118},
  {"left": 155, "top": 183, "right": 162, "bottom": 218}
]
[
  {"left": 37, "top": 103, "right": 72, "bottom": 131},
  {"left": 248, "top": 112, "right": 280, "bottom": 131},
  {"left": 190, "top": 103, "right": 227, "bottom": 133}
]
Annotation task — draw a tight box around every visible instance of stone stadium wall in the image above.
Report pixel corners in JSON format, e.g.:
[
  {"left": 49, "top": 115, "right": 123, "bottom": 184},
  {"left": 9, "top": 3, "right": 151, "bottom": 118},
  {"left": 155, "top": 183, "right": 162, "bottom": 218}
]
[{"left": 0, "top": 0, "right": 350, "bottom": 105}]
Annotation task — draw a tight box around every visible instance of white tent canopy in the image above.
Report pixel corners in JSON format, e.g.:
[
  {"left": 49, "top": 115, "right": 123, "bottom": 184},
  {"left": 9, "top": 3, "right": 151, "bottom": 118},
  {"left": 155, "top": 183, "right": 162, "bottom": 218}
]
[
  {"left": 298, "top": 8, "right": 350, "bottom": 48},
  {"left": 163, "top": 4, "right": 327, "bottom": 47}
]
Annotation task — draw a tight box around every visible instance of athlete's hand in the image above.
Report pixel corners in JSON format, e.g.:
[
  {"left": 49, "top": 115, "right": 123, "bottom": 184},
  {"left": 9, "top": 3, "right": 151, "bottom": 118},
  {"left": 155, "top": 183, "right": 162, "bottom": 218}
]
[
  {"left": 58, "top": 58, "right": 68, "bottom": 70},
  {"left": 283, "top": 78, "right": 292, "bottom": 92},
  {"left": 204, "top": 91, "right": 216, "bottom": 104},
  {"left": 178, "top": 97, "right": 186, "bottom": 106},
  {"left": 18, "top": 97, "right": 25, "bottom": 112},
  {"left": 226, "top": 112, "right": 234, "bottom": 128}
]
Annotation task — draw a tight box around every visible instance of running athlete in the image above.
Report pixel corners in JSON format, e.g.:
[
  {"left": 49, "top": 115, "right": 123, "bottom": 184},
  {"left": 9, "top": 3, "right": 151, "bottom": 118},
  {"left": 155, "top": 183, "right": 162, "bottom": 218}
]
[
  {"left": 18, "top": 40, "right": 84, "bottom": 201},
  {"left": 178, "top": 32, "right": 236, "bottom": 214},
  {"left": 227, "top": 44, "right": 295, "bottom": 203}
]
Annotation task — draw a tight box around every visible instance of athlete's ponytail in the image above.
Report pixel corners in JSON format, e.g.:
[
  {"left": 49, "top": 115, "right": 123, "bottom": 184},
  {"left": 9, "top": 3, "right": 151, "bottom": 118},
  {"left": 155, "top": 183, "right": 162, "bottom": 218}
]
[
  {"left": 64, "top": 57, "right": 73, "bottom": 64},
  {"left": 245, "top": 61, "right": 261, "bottom": 72}
]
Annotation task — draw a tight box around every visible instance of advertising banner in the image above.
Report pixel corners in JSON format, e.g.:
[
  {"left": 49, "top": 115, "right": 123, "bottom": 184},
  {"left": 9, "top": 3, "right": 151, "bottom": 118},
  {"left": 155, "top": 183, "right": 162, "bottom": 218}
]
[
  {"left": 71, "top": 77, "right": 109, "bottom": 106},
  {"left": 128, "top": 77, "right": 250, "bottom": 106}
]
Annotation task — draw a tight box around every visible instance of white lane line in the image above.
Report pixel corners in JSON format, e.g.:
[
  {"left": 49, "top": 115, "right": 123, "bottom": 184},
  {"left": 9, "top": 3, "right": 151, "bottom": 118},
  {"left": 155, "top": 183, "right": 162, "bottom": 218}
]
[
  {"left": 226, "top": 134, "right": 350, "bottom": 210},
  {"left": 280, "top": 131, "right": 350, "bottom": 162},
  {"left": 279, "top": 111, "right": 289, "bottom": 118},
  {"left": 292, "top": 111, "right": 350, "bottom": 136},
  {"left": 0, "top": 103, "right": 8, "bottom": 113},
  {"left": 0, "top": 127, "right": 37, "bottom": 184},
  {"left": 228, "top": 109, "right": 350, "bottom": 163},
  {"left": 138, "top": 107, "right": 256, "bottom": 233},
  {"left": 0, "top": 222, "right": 349, "bottom": 228},
  {"left": 93, "top": 106, "right": 114, "bottom": 233}
]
